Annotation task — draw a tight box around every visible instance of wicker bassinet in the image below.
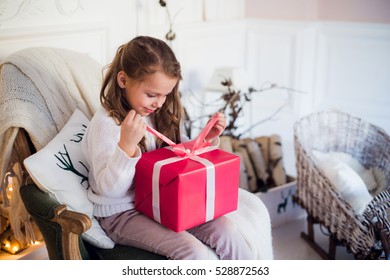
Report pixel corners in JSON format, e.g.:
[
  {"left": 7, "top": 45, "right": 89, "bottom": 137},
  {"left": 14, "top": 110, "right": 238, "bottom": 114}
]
[{"left": 294, "top": 109, "right": 390, "bottom": 259}]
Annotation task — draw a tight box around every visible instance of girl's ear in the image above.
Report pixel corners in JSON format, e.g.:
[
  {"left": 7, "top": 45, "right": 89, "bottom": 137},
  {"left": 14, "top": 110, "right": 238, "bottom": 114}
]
[{"left": 117, "top": 71, "right": 127, "bottom": 89}]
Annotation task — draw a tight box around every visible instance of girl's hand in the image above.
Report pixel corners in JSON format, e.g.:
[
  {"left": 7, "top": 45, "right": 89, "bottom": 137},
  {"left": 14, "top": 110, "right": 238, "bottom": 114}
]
[
  {"left": 205, "top": 112, "right": 227, "bottom": 142},
  {"left": 119, "top": 110, "right": 146, "bottom": 157}
]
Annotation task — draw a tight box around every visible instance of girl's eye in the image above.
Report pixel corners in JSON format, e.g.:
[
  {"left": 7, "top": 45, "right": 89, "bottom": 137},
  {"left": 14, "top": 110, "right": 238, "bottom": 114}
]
[{"left": 146, "top": 93, "right": 156, "bottom": 98}]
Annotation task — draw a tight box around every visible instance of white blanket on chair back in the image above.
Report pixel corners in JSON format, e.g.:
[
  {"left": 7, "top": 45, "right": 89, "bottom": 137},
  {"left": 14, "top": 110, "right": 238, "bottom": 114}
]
[{"left": 0, "top": 47, "right": 102, "bottom": 243}]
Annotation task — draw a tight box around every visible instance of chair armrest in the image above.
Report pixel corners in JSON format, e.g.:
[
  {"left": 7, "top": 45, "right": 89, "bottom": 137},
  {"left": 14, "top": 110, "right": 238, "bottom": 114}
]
[
  {"left": 52, "top": 204, "right": 92, "bottom": 259},
  {"left": 20, "top": 184, "right": 92, "bottom": 260}
]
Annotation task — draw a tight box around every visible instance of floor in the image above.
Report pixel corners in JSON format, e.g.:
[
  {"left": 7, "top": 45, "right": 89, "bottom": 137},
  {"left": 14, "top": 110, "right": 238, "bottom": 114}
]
[{"left": 272, "top": 215, "right": 355, "bottom": 260}]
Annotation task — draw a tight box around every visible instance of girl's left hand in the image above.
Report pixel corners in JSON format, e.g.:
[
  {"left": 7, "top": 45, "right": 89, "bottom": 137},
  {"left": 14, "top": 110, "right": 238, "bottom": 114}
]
[{"left": 205, "top": 112, "right": 227, "bottom": 141}]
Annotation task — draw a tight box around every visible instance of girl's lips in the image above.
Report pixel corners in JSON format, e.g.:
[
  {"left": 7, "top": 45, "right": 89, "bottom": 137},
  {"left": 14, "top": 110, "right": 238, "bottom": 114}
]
[{"left": 145, "top": 108, "right": 155, "bottom": 114}]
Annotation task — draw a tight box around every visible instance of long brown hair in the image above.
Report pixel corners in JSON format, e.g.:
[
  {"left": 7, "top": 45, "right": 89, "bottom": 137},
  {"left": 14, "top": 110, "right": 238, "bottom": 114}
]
[{"left": 100, "top": 36, "right": 184, "bottom": 151}]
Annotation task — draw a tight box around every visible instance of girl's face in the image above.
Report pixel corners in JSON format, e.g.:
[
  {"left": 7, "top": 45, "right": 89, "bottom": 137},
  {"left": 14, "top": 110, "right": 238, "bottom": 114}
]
[{"left": 118, "top": 71, "right": 178, "bottom": 117}]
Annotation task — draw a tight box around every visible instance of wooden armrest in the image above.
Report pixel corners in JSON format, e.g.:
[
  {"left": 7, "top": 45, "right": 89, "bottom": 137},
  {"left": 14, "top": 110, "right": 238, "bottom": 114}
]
[
  {"left": 52, "top": 205, "right": 92, "bottom": 260},
  {"left": 20, "top": 184, "right": 93, "bottom": 260}
]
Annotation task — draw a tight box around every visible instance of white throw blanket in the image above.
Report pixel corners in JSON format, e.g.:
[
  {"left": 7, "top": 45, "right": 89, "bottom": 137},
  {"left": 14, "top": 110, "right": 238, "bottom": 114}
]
[
  {"left": 229, "top": 188, "right": 274, "bottom": 259},
  {"left": 0, "top": 47, "right": 101, "bottom": 243}
]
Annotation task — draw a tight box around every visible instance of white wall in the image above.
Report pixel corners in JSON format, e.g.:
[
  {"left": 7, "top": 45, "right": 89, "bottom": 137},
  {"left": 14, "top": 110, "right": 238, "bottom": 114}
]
[
  {"left": 1, "top": 0, "right": 389, "bottom": 176},
  {"left": 0, "top": 0, "right": 139, "bottom": 64},
  {"left": 244, "top": 19, "right": 390, "bottom": 175}
]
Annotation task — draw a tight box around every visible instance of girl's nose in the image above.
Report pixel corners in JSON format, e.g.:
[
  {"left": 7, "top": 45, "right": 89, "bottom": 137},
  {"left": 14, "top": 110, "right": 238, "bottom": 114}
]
[
  {"left": 152, "top": 101, "right": 159, "bottom": 108},
  {"left": 154, "top": 98, "right": 164, "bottom": 108}
]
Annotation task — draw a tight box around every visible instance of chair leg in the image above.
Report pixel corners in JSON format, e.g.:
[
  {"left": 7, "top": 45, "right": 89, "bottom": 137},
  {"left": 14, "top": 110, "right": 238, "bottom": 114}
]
[{"left": 300, "top": 215, "right": 335, "bottom": 260}]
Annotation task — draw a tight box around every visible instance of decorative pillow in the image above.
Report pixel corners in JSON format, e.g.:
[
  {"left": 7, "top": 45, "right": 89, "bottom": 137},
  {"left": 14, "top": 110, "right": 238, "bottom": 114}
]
[
  {"left": 311, "top": 150, "right": 373, "bottom": 215},
  {"left": 24, "top": 109, "right": 114, "bottom": 249}
]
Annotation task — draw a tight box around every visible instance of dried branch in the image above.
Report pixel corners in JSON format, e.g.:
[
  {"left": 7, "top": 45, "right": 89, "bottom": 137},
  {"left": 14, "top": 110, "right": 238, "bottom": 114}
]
[
  {"left": 158, "top": 0, "right": 183, "bottom": 43},
  {"left": 237, "top": 99, "right": 291, "bottom": 139},
  {"left": 183, "top": 78, "right": 306, "bottom": 139}
]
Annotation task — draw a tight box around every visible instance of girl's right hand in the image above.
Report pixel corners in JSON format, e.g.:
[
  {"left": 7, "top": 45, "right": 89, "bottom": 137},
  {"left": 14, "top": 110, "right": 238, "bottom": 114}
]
[{"left": 118, "top": 110, "right": 146, "bottom": 157}]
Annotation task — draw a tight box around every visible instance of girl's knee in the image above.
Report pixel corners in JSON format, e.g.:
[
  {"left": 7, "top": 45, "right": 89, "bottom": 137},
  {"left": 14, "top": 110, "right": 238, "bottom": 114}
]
[
  {"left": 171, "top": 240, "right": 215, "bottom": 260},
  {"left": 190, "top": 243, "right": 218, "bottom": 260},
  {"left": 214, "top": 217, "right": 241, "bottom": 236}
]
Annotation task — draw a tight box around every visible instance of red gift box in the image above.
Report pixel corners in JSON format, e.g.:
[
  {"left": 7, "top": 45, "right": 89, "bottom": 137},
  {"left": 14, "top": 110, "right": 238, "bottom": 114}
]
[{"left": 134, "top": 115, "right": 240, "bottom": 232}]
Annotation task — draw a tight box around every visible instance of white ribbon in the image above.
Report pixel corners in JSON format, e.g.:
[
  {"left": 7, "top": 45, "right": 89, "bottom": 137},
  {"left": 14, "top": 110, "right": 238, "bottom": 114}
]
[
  {"left": 193, "top": 156, "right": 216, "bottom": 222},
  {"left": 151, "top": 149, "right": 216, "bottom": 224}
]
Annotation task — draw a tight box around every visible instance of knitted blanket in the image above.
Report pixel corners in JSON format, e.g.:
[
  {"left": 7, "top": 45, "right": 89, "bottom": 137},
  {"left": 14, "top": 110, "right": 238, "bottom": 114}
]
[{"left": 0, "top": 47, "right": 102, "bottom": 243}]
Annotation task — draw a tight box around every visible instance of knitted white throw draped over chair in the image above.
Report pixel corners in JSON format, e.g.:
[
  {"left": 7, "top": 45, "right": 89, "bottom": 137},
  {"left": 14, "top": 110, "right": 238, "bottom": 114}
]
[{"left": 0, "top": 47, "right": 101, "bottom": 243}]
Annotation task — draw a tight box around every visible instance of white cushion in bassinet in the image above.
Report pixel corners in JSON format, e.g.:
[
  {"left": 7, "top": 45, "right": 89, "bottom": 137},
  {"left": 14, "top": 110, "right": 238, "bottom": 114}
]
[
  {"left": 325, "top": 152, "right": 379, "bottom": 193},
  {"left": 24, "top": 109, "right": 114, "bottom": 249},
  {"left": 311, "top": 150, "right": 373, "bottom": 215}
]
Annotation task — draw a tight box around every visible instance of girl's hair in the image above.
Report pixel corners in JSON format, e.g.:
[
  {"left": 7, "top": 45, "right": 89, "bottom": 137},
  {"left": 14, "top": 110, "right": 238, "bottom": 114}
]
[{"left": 100, "top": 36, "right": 184, "bottom": 151}]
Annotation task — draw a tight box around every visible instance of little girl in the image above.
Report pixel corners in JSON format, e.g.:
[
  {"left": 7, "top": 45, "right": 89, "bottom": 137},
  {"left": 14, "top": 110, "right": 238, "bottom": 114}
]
[{"left": 82, "top": 36, "right": 270, "bottom": 260}]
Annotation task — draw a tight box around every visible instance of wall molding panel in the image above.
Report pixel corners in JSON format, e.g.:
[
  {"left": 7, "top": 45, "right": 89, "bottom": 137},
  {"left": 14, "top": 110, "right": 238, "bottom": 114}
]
[
  {"left": 313, "top": 22, "right": 390, "bottom": 131},
  {"left": 0, "top": 23, "right": 109, "bottom": 63}
]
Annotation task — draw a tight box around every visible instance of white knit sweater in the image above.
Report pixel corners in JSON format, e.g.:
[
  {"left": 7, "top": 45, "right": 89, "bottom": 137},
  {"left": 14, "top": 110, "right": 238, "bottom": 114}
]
[{"left": 82, "top": 107, "right": 143, "bottom": 217}]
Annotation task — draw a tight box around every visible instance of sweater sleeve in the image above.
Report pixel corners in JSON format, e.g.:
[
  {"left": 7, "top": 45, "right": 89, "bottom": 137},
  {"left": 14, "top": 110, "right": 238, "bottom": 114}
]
[{"left": 83, "top": 108, "right": 140, "bottom": 199}]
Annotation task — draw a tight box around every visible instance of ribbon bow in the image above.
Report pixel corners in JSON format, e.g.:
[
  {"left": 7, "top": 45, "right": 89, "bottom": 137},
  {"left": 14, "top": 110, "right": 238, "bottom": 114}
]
[{"left": 146, "top": 113, "right": 219, "bottom": 157}]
